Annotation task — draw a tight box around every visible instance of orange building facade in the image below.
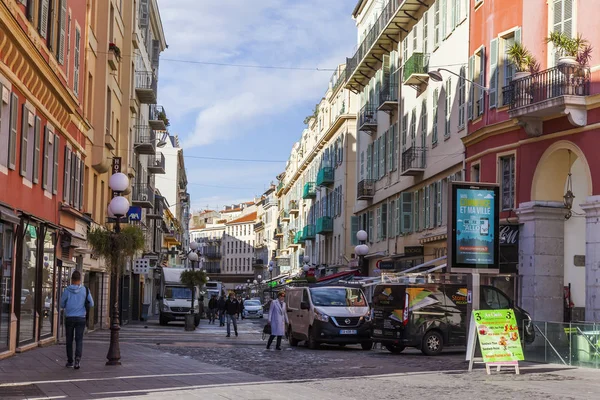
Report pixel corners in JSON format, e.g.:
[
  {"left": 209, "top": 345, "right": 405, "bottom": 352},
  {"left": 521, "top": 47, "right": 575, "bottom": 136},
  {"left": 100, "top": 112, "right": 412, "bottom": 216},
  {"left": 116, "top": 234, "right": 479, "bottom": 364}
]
[
  {"left": 0, "top": 0, "right": 88, "bottom": 357},
  {"left": 464, "top": 0, "right": 600, "bottom": 322}
]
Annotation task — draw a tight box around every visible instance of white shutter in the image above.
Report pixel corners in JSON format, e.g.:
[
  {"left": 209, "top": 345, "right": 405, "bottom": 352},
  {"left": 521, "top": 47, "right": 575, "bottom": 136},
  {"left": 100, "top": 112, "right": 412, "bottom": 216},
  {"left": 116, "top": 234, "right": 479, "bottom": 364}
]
[
  {"left": 432, "top": 89, "right": 438, "bottom": 144},
  {"left": 39, "top": 0, "right": 49, "bottom": 39},
  {"left": 380, "top": 131, "right": 386, "bottom": 178},
  {"left": 58, "top": 0, "right": 67, "bottom": 65},
  {"left": 33, "top": 116, "right": 40, "bottom": 184},
  {"left": 421, "top": 100, "right": 427, "bottom": 147},
  {"left": 441, "top": 0, "right": 447, "bottom": 39},
  {"left": 423, "top": 10, "right": 428, "bottom": 54},
  {"left": 9, "top": 93, "right": 18, "bottom": 170},
  {"left": 468, "top": 56, "right": 474, "bottom": 120},
  {"left": 489, "top": 38, "right": 498, "bottom": 109},
  {"left": 52, "top": 135, "right": 59, "bottom": 194},
  {"left": 63, "top": 147, "right": 71, "bottom": 202},
  {"left": 74, "top": 28, "right": 81, "bottom": 96},
  {"left": 395, "top": 199, "right": 401, "bottom": 236},
  {"left": 388, "top": 128, "right": 393, "bottom": 173},
  {"left": 139, "top": 0, "right": 150, "bottom": 28},
  {"left": 478, "top": 47, "right": 486, "bottom": 116},
  {"left": 20, "top": 105, "right": 28, "bottom": 177},
  {"left": 445, "top": 77, "right": 452, "bottom": 138},
  {"left": 434, "top": 0, "right": 440, "bottom": 47}
]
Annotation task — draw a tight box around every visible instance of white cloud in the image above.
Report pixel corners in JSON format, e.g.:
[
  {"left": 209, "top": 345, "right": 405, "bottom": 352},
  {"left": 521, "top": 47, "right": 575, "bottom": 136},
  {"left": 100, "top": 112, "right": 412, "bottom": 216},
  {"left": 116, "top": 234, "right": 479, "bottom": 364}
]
[{"left": 156, "top": 0, "right": 356, "bottom": 149}]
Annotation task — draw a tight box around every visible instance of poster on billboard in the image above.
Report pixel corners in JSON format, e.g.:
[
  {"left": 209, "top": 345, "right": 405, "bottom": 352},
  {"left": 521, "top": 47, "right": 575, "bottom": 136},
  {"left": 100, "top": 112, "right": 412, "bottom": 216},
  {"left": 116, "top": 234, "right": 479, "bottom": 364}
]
[{"left": 447, "top": 182, "right": 499, "bottom": 273}]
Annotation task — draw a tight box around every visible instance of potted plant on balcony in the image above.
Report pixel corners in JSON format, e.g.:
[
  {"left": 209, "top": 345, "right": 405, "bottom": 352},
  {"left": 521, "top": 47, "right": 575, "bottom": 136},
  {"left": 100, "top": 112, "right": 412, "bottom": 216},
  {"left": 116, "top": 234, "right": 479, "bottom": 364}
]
[
  {"left": 507, "top": 43, "right": 539, "bottom": 105},
  {"left": 545, "top": 32, "right": 588, "bottom": 67},
  {"left": 546, "top": 32, "right": 592, "bottom": 94},
  {"left": 108, "top": 42, "right": 122, "bottom": 62}
]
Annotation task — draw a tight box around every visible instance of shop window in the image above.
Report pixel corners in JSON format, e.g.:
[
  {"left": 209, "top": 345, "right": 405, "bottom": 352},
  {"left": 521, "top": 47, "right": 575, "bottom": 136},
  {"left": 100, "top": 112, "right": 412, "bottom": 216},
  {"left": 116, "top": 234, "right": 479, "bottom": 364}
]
[
  {"left": 19, "top": 222, "right": 38, "bottom": 345},
  {"left": 40, "top": 228, "right": 56, "bottom": 338},
  {"left": 500, "top": 155, "right": 516, "bottom": 210},
  {"left": 0, "top": 223, "right": 14, "bottom": 350},
  {"left": 471, "top": 163, "right": 481, "bottom": 182}
]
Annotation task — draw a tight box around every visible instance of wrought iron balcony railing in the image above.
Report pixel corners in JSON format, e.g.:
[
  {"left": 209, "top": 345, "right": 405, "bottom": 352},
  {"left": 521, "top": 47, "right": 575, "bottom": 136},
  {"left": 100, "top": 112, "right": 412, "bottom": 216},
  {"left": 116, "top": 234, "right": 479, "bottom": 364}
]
[
  {"left": 401, "top": 146, "right": 426, "bottom": 176},
  {"left": 379, "top": 77, "right": 399, "bottom": 111},
  {"left": 358, "top": 103, "right": 378, "bottom": 133},
  {"left": 403, "top": 53, "right": 430, "bottom": 85},
  {"left": 134, "top": 125, "right": 156, "bottom": 154},
  {"left": 289, "top": 200, "right": 300, "bottom": 215},
  {"left": 316, "top": 167, "right": 334, "bottom": 187},
  {"left": 135, "top": 71, "right": 158, "bottom": 104},
  {"left": 302, "top": 182, "right": 316, "bottom": 199},
  {"left": 316, "top": 217, "right": 333, "bottom": 235},
  {"left": 149, "top": 105, "right": 167, "bottom": 130},
  {"left": 148, "top": 152, "right": 165, "bottom": 174},
  {"left": 302, "top": 225, "right": 316, "bottom": 241},
  {"left": 132, "top": 183, "right": 155, "bottom": 208},
  {"left": 357, "top": 179, "right": 375, "bottom": 200}
]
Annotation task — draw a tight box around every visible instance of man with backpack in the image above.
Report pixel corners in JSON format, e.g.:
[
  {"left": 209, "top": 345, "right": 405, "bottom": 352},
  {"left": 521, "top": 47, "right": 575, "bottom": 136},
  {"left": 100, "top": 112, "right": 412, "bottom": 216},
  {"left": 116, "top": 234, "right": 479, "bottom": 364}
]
[{"left": 60, "top": 270, "right": 94, "bottom": 370}]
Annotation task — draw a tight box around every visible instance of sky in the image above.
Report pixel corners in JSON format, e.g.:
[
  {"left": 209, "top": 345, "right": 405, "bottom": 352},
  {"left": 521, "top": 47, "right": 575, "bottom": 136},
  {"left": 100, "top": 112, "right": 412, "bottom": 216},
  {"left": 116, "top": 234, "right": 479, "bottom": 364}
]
[{"left": 155, "top": 0, "right": 357, "bottom": 213}]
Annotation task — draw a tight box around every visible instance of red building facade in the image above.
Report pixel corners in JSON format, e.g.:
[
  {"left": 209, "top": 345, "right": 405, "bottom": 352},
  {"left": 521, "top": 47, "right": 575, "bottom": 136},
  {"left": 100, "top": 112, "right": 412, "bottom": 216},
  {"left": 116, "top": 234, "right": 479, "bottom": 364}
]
[
  {"left": 0, "top": 0, "right": 88, "bottom": 357},
  {"left": 464, "top": 0, "right": 600, "bottom": 322}
]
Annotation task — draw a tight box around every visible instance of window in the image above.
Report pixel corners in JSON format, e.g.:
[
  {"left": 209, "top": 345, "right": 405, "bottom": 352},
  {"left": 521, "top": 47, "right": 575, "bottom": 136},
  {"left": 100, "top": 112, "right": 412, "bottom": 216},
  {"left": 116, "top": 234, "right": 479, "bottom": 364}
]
[
  {"left": 445, "top": 77, "right": 452, "bottom": 138},
  {"left": 422, "top": 10, "right": 428, "bottom": 54},
  {"left": 0, "top": 88, "right": 9, "bottom": 168},
  {"left": 433, "top": 0, "right": 440, "bottom": 48},
  {"left": 413, "top": 191, "right": 420, "bottom": 232},
  {"left": 381, "top": 204, "right": 388, "bottom": 240},
  {"left": 441, "top": 0, "right": 447, "bottom": 39},
  {"left": 373, "top": 138, "right": 379, "bottom": 179},
  {"left": 458, "top": 67, "right": 466, "bottom": 129},
  {"left": 402, "top": 36, "right": 408, "bottom": 63},
  {"left": 496, "top": 29, "right": 522, "bottom": 107},
  {"left": 74, "top": 27, "right": 81, "bottom": 96},
  {"left": 63, "top": 146, "right": 84, "bottom": 209},
  {"left": 401, "top": 192, "right": 413, "bottom": 234},
  {"left": 395, "top": 199, "right": 401, "bottom": 236},
  {"left": 434, "top": 181, "right": 443, "bottom": 226},
  {"left": 57, "top": 0, "right": 67, "bottom": 64},
  {"left": 350, "top": 216, "right": 359, "bottom": 246},
  {"left": 410, "top": 108, "right": 416, "bottom": 145},
  {"left": 387, "top": 127, "right": 393, "bottom": 173},
  {"left": 376, "top": 207, "right": 381, "bottom": 241},
  {"left": 432, "top": 89, "right": 439, "bottom": 145},
  {"left": 424, "top": 186, "right": 431, "bottom": 228},
  {"left": 19, "top": 106, "right": 37, "bottom": 182},
  {"left": 552, "top": 0, "right": 574, "bottom": 65},
  {"left": 389, "top": 200, "right": 395, "bottom": 238},
  {"left": 471, "top": 163, "right": 480, "bottom": 182},
  {"left": 500, "top": 155, "right": 516, "bottom": 210},
  {"left": 469, "top": 47, "right": 486, "bottom": 118},
  {"left": 368, "top": 210, "right": 374, "bottom": 243},
  {"left": 41, "top": 127, "right": 59, "bottom": 192},
  {"left": 420, "top": 100, "right": 427, "bottom": 148},
  {"left": 379, "top": 131, "right": 386, "bottom": 179},
  {"left": 412, "top": 26, "right": 417, "bottom": 51}
]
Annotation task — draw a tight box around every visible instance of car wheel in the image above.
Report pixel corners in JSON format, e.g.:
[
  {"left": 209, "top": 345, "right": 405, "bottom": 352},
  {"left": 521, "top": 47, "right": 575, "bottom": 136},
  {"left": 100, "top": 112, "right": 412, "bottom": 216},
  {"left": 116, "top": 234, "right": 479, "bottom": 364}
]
[
  {"left": 385, "top": 344, "right": 405, "bottom": 354},
  {"left": 288, "top": 327, "right": 299, "bottom": 347},
  {"left": 159, "top": 313, "right": 168, "bottom": 326},
  {"left": 307, "top": 326, "right": 319, "bottom": 350},
  {"left": 361, "top": 341, "right": 373, "bottom": 350},
  {"left": 421, "top": 331, "right": 444, "bottom": 356}
]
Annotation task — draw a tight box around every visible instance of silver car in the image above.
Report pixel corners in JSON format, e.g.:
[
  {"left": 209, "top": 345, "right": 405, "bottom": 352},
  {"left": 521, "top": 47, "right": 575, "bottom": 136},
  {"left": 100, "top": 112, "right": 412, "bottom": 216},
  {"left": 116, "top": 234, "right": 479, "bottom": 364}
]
[{"left": 242, "top": 300, "right": 263, "bottom": 319}]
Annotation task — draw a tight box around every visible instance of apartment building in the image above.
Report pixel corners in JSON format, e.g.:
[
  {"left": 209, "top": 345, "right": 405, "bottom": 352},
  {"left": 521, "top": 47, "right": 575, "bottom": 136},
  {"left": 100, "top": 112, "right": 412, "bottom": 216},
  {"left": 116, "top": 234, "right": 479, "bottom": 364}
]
[
  {"left": 463, "top": 0, "right": 600, "bottom": 322},
  {"left": 0, "top": 0, "right": 88, "bottom": 356},
  {"left": 253, "top": 186, "right": 278, "bottom": 279},
  {"left": 275, "top": 65, "right": 358, "bottom": 277},
  {"left": 222, "top": 210, "right": 257, "bottom": 290},
  {"left": 347, "top": 0, "right": 468, "bottom": 275}
]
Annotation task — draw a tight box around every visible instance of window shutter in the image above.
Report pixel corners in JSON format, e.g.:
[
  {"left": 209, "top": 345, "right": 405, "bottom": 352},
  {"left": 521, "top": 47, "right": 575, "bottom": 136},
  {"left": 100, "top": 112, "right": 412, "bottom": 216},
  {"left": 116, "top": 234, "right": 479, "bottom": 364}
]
[
  {"left": 52, "top": 135, "right": 59, "bottom": 194},
  {"left": 74, "top": 156, "right": 81, "bottom": 208},
  {"left": 42, "top": 127, "right": 49, "bottom": 190},
  {"left": 437, "top": 181, "right": 443, "bottom": 226},
  {"left": 58, "top": 0, "right": 67, "bottom": 65},
  {"left": 441, "top": 0, "right": 447, "bottom": 39},
  {"left": 393, "top": 123, "right": 398, "bottom": 170},
  {"left": 423, "top": 10, "right": 428, "bottom": 54},
  {"left": 401, "top": 192, "right": 413, "bottom": 234},
  {"left": 514, "top": 27, "right": 522, "bottom": 45},
  {"left": 380, "top": 131, "right": 386, "bottom": 178},
  {"left": 489, "top": 38, "right": 498, "bottom": 109},
  {"left": 368, "top": 210, "right": 374, "bottom": 243},
  {"left": 425, "top": 186, "right": 431, "bottom": 228},
  {"left": 382, "top": 204, "right": 388, "bottom": 239},
  {"left": 33, "top": 116, "right": 41, "bottom": 184},
  {"left": 20, "top": 105, "right": 29, "bottom": 177},
  {"left": 421, "top": 100, "right": 427, "bottom": 148},
  {"left": 39, "top": 0, "right": 50, "bottom": 39},
  {"left": 434, "top": 0, "right": 440, "bottom": 47},
  {"left": 432, "top": 89, "right": 438, "bottom": 144},
  {"left": 401, "top": 113, "right": 407, "bottom": 150},
  {"left": 351, "top": 216, "right": 359, "bottom": 246},
  {"left": 395, "top": 199, "right": 401, "bottom": 236},
  {"left": 458, "top": 67, "right": 466, "bottom": 128},
  {"left": 413, "top": 191, "right": 420, "bottom": 232},
  {"left": 479, "top": 47, "right": 486, "bottom": 115},
  {"left": 445, "top": 77, "right": 452, "bottom": 137},
  {"left": 451, "top": 0, "right": 456, "bottom": 30},
  {"left": 74, "top": 29, "right": 81, "bottom": 96},
  {"left": 410, "top": 109, "right": 416, "bottom": 144},
  {"left": 63, "top": 147, "right": 71, "bottom": 202},
  {"left": 152, "top": 39, "right": 160, "bottom": 72},
  {"left": 8, "top": 94, "right": 18, "bottom": 170},
  {"left": 382, "top": 54, "right": 390, "bottom": 89},
  {"left": 468, "top": 56, "right": 474, "bottom": 120},
  {"left": 373, "top": 138, "right": 379, "bottom": 179},
  {"left": 388, "top": 126, "right": 393, "bottom": 172},
  {"left": 70, "top": 154, "right": 77, "bottom": 204},
  {"left": 360, "top": 151, "right": 364, "bottom": 179},
  {"left": 366, "top": 144, "right": 371, "bottom": 179},
  {"left": 339, "top": 135, "right": 343, "bottom": 162},
  {"left": 139, "top": 0, "right": 150, "bottom": 28}
]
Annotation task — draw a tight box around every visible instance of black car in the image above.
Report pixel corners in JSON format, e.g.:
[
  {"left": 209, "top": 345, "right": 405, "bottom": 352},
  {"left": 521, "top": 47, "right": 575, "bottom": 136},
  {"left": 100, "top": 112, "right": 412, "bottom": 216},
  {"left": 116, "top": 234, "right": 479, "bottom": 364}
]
[{"left": 371, "top": 283, "right": 535, "bottom": 355}]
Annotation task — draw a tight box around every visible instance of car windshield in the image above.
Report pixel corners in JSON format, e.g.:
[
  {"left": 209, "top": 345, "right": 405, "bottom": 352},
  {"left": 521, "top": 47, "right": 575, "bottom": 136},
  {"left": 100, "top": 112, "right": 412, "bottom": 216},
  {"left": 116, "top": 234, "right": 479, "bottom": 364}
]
[
  {"left": 309, "top": 288, "right": 367, "bottom": 307},
  {"left": 245, "top": 300, "right": 261, "bottom": 307},
  {"left": 165, "top": 286, "right": 192, "bottom": 300}
]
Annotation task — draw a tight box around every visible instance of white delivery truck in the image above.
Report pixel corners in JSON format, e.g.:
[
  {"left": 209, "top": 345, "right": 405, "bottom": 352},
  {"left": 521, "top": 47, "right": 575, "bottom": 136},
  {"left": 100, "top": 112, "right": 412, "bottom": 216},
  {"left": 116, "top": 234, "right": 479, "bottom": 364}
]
[{"left": 157, "top": 267, "right": 201, "bottom": 326}]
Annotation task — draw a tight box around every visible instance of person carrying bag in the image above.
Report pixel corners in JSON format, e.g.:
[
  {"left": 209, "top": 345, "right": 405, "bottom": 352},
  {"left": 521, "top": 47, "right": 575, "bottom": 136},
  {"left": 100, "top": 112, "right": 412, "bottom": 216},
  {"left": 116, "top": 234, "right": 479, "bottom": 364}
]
[{"left": 266, "top": 291, "right": 288, "bottom": 350}]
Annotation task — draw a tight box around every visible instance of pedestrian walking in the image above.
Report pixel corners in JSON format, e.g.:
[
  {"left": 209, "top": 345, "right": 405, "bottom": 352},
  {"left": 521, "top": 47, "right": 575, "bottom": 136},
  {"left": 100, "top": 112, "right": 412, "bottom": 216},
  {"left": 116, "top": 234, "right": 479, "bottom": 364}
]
[
  {"left": 217, "top": 295, "right": 226, "bottom": 326},
  {"left": 208, "top": 294, "right": 218, "bottom": 324},
  {"left": 60, "top": 270, "right": 94, "bottom": 369},
  {"left": 224, "top": 293, "right": 239, "bottom": 337},
  {"left": 239, "top": 297, "right": 245, "bottom": 320},
  {"left": 266, "top": 291, "right": 288, "bottom": 350}
]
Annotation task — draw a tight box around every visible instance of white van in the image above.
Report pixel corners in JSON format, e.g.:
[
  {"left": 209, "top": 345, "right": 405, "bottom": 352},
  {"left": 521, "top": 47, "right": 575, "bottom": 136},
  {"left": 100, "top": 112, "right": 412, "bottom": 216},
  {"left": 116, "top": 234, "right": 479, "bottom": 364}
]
[
  {"left": 285, "top": 285, "right": 373, "bottom": 350},
  {"left": 157, "top": 267, "right": 201, "bottom": 326}
]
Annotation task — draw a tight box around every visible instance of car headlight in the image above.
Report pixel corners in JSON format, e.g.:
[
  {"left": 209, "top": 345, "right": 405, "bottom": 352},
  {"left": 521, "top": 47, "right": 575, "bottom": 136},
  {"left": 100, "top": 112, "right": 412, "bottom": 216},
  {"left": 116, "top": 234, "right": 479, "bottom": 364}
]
[
  {"left": 314, "top": 310, "right": 329, "bottom": 322},
  {"left": 360, "top": 311, "right": 372, "bottom": 322},
  {"left": 161, "top": 304, "right": 170, "bottom": 312}
]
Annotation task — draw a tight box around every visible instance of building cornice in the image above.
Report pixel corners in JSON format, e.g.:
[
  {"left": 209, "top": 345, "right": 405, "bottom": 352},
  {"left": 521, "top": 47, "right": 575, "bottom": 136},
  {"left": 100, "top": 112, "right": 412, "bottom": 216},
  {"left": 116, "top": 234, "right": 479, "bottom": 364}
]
[{"left": 462, "top": 119, "right": 519, "bottom": 148}]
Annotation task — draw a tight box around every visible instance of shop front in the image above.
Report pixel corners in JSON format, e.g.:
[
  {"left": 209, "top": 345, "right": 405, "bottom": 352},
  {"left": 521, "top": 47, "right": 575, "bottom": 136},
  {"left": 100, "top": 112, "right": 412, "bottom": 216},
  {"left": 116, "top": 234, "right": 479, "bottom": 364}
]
[
  {"left": 15, "top": 216, "right": 59, "bottom": 352},
  {"left": 0, "top": 207, "right": 19, "bottom": 357}
]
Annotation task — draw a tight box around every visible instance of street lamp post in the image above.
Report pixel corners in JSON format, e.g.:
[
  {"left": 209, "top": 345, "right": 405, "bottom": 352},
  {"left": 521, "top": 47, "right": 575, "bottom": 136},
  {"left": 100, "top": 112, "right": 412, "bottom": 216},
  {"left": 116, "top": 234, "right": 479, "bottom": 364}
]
[
  {"left": 268, "top": 261, "right": 274, "bottom": 301},
  {"left": 185, "top": 242, "right": 200, "bottom": 331},
  {"left": 106, "top": 172, "right": 130, "bottom": 366},
  {"left": 354, "top": 230, "right": 370, "bottom": 277}
]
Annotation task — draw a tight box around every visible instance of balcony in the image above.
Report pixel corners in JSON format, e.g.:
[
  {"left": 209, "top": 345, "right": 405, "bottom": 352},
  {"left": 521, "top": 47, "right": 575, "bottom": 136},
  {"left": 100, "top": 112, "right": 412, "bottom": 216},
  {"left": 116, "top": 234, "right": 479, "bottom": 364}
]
[
  {"left": 135, "top": 71, "right": 157, "bottom": 104},
  {"left": 205, "top": 266, "right": 221, "bottom": 274},
  {"left": 149, "top": 105, "right": 168, "bottom": 131},
  {"left": 316, "top": 217, "right": 333, "bottom": 235},
  {"left": 275, "top": 256, "right": 291, "bottom": 267},
  {"left": 204, "top": 251, "right": 222, "bottom": 259},
  {"left": 148, "top": 152, "right": 165, "bottom": 174},
  {"left": 403, "top": 53, "right": 430, "bottom": 86},
  {"left": 302, "top": 182, "right": 316, "bottom": 199},
  {"left": 134, "top": 125, "right": 156, "bottom": 154},
  {"left": 357, "top": 179, "right": 375, "bottom": 200},
  {"left": 401, "top": 146, "right": 426, "bottom": 176},
  {"left": 503, "top": 64, "right": 590, "bottom": 137},
  {"left": 378, "top": 77, "right": 399, "bottom": 112},
  {"left": 254, "top": 221, "right": 264, "bottom": 231},
  {"left": 302, "top": 225, "right": 316, "bottom": 241},
  {"left": 316, "top": 167, "right": 334, "bottom": 187},
  {"left": 289, "top": 200, "right": 300, "bottom": 216},
  {"left": 292, "top": 231, "right": 303, "bottom": 246},
  {"left": 276, "top": 181, "right": 285, "bottom": 195},
  {"left": 280, "top": 209, "right": 290, "bottom": 223},
  {"left": 132, "top": 183, "right": 155, "bottom": 208},
  {"left": 358, "top": 103, "right": 378, "bottom": 133},
  {"left": 105, "top": 130, "right": 116, "bottom": 150},
  {"left": 344, "top": 0, "right": 433, "bottom": 90}
]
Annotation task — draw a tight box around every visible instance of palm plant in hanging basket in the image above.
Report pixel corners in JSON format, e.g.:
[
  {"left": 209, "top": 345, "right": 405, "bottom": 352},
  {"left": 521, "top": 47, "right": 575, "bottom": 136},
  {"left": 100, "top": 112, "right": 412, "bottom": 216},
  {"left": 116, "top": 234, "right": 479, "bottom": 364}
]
[{"left": 87, "top": 225, "right": 145, "bottom": 273}]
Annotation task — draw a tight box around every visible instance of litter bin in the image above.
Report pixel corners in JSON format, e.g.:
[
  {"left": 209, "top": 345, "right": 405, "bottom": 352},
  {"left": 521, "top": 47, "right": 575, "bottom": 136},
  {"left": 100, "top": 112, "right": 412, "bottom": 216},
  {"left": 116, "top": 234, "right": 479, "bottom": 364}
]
[{"left": 141, "top": 303, "right": 150, "bottom": 321}]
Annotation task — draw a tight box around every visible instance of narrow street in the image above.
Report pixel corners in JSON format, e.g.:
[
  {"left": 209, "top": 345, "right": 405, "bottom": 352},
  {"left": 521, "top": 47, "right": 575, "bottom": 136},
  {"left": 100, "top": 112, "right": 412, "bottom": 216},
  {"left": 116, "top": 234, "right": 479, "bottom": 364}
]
[{"left": 1, "top": 317, "right": 597, "bottom": 399}]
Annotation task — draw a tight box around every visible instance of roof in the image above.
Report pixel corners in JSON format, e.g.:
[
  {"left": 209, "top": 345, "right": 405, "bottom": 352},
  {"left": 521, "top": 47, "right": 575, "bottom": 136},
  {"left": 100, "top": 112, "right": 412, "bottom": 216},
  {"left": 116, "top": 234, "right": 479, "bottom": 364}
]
[
  {"left": 352, "top": 0, "right": 367, "bottom": 17},
  {"left": 221, "top": 208, "right": 241, "bottom": 213},
  {"left": 226, "top": 212, "right": 257, "bottom": 225}
]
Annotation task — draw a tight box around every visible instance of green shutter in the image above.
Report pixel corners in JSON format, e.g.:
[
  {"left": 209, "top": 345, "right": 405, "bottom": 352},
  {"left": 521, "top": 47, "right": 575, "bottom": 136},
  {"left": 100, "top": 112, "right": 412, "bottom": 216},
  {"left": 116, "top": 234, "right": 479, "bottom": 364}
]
[
  {"left": 368, "top": 210, "right": 374, "bottom": 243},
  {"left": 395, "top": 198, "right": 401, "bottom": 235},
  {"left": 489, "top": 38, "right": 498, "bottom": 109},
  {"left": 413, "top": 191, "right": 420, "bottom": 232},
  {"left": 432, "top": 89, "right": 438, "bottom": 144},
  {"left": 351, "top": 216, "right": 359, "bottom": 245},
  {"left": 401, "top": 192, "right": 413, "bottom": 234},
  {"left": 382, "top": 203, "right": 388, "bottom": 239},
  {"left": 425, "top": 186, "right": 431, "bottom": 228},
  {"left": 366, "top": 144, "right": 371, "bottom": 179},
  {"left": 389, "top": 200, "right": 395, "bottom": 238}
]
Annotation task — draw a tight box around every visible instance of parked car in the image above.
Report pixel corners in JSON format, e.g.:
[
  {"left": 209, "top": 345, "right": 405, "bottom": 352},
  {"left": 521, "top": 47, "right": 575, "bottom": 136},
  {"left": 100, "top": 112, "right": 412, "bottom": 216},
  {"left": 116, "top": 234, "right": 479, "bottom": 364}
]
[
  {"left": 286, "top": 285, "right": 372, "bottom": 350},
  {"left": 371, "top": 283, "right": 535, "bottom": 356},
  {"left": 242, "top": 299, "right": 263, "bottom": 319}
]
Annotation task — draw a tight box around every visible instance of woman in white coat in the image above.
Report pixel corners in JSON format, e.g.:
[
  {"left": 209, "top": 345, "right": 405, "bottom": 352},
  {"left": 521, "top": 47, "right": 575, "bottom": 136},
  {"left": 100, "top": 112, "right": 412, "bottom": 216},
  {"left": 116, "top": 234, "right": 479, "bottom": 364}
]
[{"left": 267, "top": 291, "right": 289, "bottom": 350}]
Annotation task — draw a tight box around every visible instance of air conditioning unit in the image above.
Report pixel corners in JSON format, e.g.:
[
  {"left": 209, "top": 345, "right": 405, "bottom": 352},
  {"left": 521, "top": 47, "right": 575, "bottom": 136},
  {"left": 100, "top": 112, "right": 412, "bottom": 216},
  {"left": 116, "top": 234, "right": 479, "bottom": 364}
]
[{"left": 141, "top": 194, "right": 148, "bottom": 201}]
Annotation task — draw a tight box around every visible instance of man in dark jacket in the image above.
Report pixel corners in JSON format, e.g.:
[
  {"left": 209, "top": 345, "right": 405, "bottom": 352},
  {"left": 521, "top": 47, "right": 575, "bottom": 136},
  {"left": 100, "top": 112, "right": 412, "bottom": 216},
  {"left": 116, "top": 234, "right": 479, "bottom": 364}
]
[
  {"left": 217, "top": 295, "right": 226, "bottom": 326},
  {"left": 224, "top": 293, "right": 239, "bottom": 337},
  {"left": 208, "top": 295, "right": 218, "bottom": 324}
]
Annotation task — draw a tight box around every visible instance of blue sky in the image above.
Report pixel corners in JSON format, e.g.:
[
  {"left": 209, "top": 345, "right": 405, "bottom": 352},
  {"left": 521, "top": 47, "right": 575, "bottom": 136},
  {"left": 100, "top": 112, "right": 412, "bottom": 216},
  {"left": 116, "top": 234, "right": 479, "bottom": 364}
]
[{"left": 156, "top": 0, "right": 357, "bottom": 212}]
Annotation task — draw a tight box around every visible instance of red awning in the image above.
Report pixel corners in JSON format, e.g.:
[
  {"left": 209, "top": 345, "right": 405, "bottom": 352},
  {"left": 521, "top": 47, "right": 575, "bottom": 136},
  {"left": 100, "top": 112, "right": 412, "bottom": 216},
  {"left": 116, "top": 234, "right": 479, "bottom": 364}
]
[{"left": 317, "top": 269, "right": 360, "bottom": 283}]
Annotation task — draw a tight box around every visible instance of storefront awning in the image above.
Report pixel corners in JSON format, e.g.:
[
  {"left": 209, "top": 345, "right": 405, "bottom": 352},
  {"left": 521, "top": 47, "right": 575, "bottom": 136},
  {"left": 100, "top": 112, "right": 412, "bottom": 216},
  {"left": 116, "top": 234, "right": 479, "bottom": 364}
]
[{"left": 0, "top": 207, "right": 21, "bottom": 225}]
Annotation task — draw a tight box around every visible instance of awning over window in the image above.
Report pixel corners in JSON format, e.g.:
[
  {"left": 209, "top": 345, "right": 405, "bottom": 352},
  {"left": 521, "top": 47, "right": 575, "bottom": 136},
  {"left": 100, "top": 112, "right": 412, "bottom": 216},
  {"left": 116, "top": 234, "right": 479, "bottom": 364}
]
[{"left": 0, "top": 207, "right": 21, "bottom": 225}]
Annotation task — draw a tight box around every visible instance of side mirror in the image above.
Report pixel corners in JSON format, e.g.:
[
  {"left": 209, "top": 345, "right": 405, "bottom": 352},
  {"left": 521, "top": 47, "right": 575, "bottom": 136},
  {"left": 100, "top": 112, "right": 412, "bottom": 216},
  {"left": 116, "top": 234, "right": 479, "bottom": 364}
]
[{"left": 300, "top": 301, "right": 310, "bottom": 310}]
